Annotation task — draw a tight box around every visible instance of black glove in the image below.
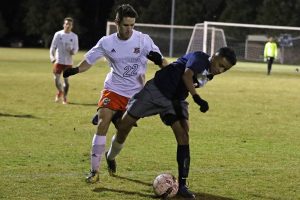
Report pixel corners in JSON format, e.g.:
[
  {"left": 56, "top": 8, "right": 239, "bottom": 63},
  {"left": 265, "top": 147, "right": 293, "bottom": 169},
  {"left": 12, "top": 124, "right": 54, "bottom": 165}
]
[
  {"left": 63, "top": 67, "right": 79, "bottom": 78},
  {"left": 207, "top": 74, "right": 214, "bottom": 80},
  {"left": 192, "top": 94, "right": 209, "bottom": 113},
  {"left": 147, "top": 51, "right": 162, "bottom": 65}
]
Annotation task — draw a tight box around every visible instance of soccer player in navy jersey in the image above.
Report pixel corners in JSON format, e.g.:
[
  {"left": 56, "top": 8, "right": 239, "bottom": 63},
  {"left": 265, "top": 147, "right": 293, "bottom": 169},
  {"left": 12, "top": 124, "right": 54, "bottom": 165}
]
[{"left": 106, "top": 47, "right": 237, "bottom": 199}]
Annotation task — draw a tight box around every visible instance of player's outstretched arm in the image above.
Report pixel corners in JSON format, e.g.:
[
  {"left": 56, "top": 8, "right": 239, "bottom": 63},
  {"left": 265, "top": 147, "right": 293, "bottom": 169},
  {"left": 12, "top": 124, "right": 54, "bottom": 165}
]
[{"left": 63, "top": 60, "right": 92, "bottom": 78}]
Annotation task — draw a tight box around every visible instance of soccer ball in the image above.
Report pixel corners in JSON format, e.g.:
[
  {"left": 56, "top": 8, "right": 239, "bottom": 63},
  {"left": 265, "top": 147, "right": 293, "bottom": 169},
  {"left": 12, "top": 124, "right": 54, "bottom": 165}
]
[{"left": 153, "top": 173, "right": 178, "bottom": 198}]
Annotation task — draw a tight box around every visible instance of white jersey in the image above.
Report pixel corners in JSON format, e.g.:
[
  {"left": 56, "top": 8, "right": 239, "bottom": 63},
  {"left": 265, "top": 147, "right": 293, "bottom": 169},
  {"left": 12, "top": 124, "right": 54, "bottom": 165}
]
[
  {"left": 84, "top": 30, "right": 162, "bottom": 98},
  {"left": 50, "top": 30, "right": 79, "bottom": 65}
]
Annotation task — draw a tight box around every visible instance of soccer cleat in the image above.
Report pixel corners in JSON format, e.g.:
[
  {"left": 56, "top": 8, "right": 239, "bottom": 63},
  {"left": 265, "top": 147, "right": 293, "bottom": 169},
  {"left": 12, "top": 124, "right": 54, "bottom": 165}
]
[
  {"left": 105, "top": 152, "right": 116, "bottom": 176},
  {"left": 55, "top": 91, "right": 63, "bottom": 102},
  {"left": 91, "top": 113, "right": 98, "bottom": 125},
  {"left": 177, "top": 185, "right": 196, "bottom": 199},
  {"left": 86, "top": 169, "right": 99, "bottom": 183}
]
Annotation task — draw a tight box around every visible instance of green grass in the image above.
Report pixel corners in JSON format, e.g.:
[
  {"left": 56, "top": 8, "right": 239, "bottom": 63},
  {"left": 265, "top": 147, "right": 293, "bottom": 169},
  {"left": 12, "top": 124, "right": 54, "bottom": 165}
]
[{"left": 0, "top": 48, "right": 299, "bottom": 200}]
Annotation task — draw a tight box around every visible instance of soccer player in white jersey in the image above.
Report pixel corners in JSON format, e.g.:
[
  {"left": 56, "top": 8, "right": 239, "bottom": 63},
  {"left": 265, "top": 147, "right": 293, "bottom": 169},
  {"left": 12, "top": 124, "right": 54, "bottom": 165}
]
[
  {"left": 50, "top": 17, "right": 79, "bottom": 104},
  {"left": 63, "top": 4, "right": 168, "bottom": 183}
]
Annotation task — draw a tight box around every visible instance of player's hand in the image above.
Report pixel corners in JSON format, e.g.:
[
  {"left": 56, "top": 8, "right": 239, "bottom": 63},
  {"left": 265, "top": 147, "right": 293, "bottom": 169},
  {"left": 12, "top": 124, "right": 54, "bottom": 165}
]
[
  {"left": 192, "top": 94, "right": 209, "bottom": 113},
  {"left": 147, "top": 51, "right": 162, "bottom": 65},
  {"left": 264, "top": 58, "right": 267, "bottom": 62},
  {"left": 63, "top": 67, "right": 79, "bottom": 78}
]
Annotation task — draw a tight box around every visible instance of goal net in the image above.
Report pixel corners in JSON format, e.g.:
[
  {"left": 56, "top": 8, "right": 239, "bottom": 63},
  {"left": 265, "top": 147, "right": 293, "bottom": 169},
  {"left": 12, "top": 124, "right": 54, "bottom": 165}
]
[
  {"left": 106, "top": 21, "right": 194, "bottom": 57},
  {"left": 186, "top": 25, "right": 227, "bottom": 56},
  {"left": 187, "top": 21, "right": 300, "bottom": 65}
]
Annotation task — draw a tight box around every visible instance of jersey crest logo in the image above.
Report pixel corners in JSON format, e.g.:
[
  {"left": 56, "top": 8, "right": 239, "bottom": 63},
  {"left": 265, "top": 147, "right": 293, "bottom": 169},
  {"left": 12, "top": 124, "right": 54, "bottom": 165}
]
[
  {"left": 103, "top": 98, "right": 110, "bottom": 106},
  {"left": 133, "top": 47, "right": 140, "bottom": 54},
  {"left": 111, "top": 49, "right": 116, "bottom": 53},
  {"left": 103, "top": 97, "right": 111, "bottom": 105}
]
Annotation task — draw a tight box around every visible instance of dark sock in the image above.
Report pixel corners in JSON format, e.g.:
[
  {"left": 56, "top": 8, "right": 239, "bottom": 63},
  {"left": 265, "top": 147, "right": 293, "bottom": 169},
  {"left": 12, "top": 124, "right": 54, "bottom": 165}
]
[{"left": 177, "top": 144, "right": 190, "bottom": 187}]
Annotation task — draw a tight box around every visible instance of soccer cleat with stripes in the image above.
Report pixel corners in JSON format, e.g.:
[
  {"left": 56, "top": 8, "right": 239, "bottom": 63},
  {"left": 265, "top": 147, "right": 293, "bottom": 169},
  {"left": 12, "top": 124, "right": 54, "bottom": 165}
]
[
  {"left": 85, "top": 169, "right": 99, "bottom": 183},
  {"left": 105, "top": 152, "right": 116, "bottom": 176}
]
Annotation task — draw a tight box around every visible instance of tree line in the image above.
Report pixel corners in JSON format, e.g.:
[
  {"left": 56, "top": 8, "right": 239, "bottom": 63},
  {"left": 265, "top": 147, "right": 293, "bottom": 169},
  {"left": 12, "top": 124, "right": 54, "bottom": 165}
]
[{"left": 1, "top": 0, "right": 300, "bottom": 49}]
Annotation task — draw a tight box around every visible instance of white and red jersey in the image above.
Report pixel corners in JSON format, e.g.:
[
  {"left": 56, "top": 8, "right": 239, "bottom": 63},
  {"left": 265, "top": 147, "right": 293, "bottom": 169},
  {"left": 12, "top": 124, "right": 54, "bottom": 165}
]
[
  {"left": 84, "top": 30, "right": 162, "bottom": 98},
  {"left": 50, "top": 30, "right": 79, "bottom": 65}
]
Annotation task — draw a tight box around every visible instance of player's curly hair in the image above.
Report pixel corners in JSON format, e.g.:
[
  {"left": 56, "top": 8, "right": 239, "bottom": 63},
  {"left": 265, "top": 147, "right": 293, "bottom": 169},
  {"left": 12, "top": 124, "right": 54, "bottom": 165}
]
[
  {"left": 217, "top": 47, "right": 237, "bottom": 65},
  {"left": 115, "top": 4, "right": 138, "bottom": 22}
]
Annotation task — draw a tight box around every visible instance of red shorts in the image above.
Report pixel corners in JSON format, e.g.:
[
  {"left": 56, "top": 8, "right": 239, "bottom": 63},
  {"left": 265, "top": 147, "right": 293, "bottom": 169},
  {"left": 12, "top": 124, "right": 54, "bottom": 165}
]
[
  {"left": 98, "top": 89, "right": 129, "bottom": 111},
  {"left": 53, "top": 63, "right": 72, "bottom": 74}
]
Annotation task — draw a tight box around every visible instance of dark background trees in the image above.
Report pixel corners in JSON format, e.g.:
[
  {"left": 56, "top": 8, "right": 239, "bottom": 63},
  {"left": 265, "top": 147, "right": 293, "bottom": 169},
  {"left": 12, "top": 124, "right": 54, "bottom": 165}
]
[{"left": 0, "top": 0, "right": 300, "bottom": 49}]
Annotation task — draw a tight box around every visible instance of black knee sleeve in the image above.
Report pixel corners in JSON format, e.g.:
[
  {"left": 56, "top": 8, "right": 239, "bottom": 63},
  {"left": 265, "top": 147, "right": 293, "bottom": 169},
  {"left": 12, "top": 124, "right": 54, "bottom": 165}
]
[{"left": 160, "top": 114, "right": 178, "bottom": 126}]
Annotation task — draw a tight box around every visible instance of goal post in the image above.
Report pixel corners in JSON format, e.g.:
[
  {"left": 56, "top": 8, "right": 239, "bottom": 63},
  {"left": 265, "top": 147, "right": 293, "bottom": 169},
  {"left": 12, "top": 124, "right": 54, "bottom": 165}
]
[
  {"left": 187, "top": 21, "right": 300, "bottom": 65},
  {"left": 186, "top": 23, "right": 227, "bottom": 56}
]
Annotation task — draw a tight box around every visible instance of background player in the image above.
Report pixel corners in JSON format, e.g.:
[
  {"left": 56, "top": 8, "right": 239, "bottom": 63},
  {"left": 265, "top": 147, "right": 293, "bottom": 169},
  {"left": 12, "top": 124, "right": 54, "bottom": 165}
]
[
  {"left": 264, "top": 36, "right": 277, "bottom": 75},
  {"left": 50, "top": 17, "right": 79, "bottom": 104}
]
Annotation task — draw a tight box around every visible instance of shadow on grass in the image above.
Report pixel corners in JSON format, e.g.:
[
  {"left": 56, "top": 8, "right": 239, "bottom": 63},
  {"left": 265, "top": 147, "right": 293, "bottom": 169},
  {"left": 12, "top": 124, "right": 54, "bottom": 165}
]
[
  {"left": 93, "top": 187, "right": 154, "bottom": 198},
  {"left": 93, "top": 175, "right": 235, "bottom": 200},
  {"left": 114, "top": 174, "right": 152, "bottom": 186},
  {"left": 0, "top": 112, "right": 39, "bottom": 119},
  {"left": 67, "top": 102, "right": 97, "bottom": 106}
]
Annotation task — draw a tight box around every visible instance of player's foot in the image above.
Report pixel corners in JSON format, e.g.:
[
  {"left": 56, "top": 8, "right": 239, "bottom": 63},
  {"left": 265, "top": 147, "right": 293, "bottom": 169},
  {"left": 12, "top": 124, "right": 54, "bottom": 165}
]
[
  {"left": 62, "top": 97, "right": 68, "bottom": 104},
  {"left": 177, "top": 185, "right": 196, "bottom": 199},
  {"left": 91, "top": 113, "right": 98, "bottom": 125},
  {"left": 86, "top": 169, "right": 99, "bottom": 183},
  {"left": 55, "top": 91, "right": 63, "bottom": 102},
  {"left": 105, "top": 151, "right": 116, "bottom": 176}
]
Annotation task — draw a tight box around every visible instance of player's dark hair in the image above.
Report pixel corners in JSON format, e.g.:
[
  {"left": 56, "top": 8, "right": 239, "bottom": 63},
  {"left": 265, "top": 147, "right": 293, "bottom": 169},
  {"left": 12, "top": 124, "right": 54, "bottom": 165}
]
[
  {"left": 217, "top": 47, "right": 237, "bottom": 66},
  {"left": 115, "top": 4, "right": 138, "bottom": 22}
]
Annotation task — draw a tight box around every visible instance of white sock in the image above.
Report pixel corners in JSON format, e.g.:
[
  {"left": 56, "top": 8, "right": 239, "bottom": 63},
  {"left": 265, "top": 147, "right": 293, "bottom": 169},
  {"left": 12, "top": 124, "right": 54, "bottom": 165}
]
[
  {"left": 91, "top": 134, "right": 106, "bottom": 171},
  {"left": 107, "top": 135, "right": 124, "bottom": 160}
]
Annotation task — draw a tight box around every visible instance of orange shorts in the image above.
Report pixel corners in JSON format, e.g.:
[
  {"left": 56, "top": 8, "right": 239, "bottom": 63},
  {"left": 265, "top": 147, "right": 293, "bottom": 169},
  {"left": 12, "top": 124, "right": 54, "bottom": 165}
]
[
  {"left": 98, "top": 89, "right": 129, "bottom": 111},
  {"left": 53, "top": 63, "right": 72, "bottom": 74}
]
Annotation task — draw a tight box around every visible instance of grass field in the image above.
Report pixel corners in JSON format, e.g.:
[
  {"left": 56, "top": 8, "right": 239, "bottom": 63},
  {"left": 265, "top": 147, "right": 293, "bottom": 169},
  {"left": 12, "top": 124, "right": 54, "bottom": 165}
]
[{"left": 0, "top": 48, "right": 299, "bottom": 200}]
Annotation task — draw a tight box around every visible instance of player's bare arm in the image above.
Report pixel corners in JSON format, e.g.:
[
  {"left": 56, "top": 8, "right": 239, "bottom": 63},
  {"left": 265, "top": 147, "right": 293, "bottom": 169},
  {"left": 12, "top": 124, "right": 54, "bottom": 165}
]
[
  {"left": 183, "top": 68, "right": 209, "bottom": 113},
  {"left": 182, "top": 68, "right": 197, "bottom": 96},
  {"left": 77, "top": 60, "right": 92, "bottom": 73},
  {"left": 63, "top": 60, "right": 92, "bottom": 78}
]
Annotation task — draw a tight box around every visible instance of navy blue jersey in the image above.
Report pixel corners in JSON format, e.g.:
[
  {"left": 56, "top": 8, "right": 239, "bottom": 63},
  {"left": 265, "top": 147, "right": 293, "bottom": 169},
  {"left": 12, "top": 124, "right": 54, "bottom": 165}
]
[{"left": 154, "top": 51, "right": 211, "bottom": 100}]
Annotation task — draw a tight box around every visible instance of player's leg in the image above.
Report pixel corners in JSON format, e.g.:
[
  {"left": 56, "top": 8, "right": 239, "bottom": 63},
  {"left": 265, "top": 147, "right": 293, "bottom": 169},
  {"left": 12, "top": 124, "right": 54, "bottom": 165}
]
[
  {"left": 106, "top": 112, "right": 138, "bottom": 174},
  {"left": 53, "top": 73, "right": 63, "bottom": 102},
  {"left": 106, "top": 83, "right": 159, "bottom": 174},
  {"left": 267, "top": 57, "right": 274, "bottom": 75},
  {"left": 87, "top": 90, "right": 129, "bottom": 181},
  {"left": 161, "top": 100, "right": 195, "bottom": 199},
  {"left": 62, "top": 78, "right": 69, "bottom": 104},
  {"left": 92, "top": 110, "right": 124, "bottom": 127},
  {"left": 53, "top": 64, "right": 64, "bottom": 102},
  {"left": 171, "top": 119, "right": 195, "bottom": 199},
  {"left": 61, "top": 65, "right": 71, "bottom": 104},
  {"left": 86, "top": 107, "right": 115, "bottom": 183}
]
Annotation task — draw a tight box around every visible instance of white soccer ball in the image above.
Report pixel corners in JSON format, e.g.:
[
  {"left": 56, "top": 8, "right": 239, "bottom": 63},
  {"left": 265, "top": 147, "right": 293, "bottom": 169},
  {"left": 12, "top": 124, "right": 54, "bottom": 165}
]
[{"left": 153, "top": 173, "right": 179, "bottom": 198}]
